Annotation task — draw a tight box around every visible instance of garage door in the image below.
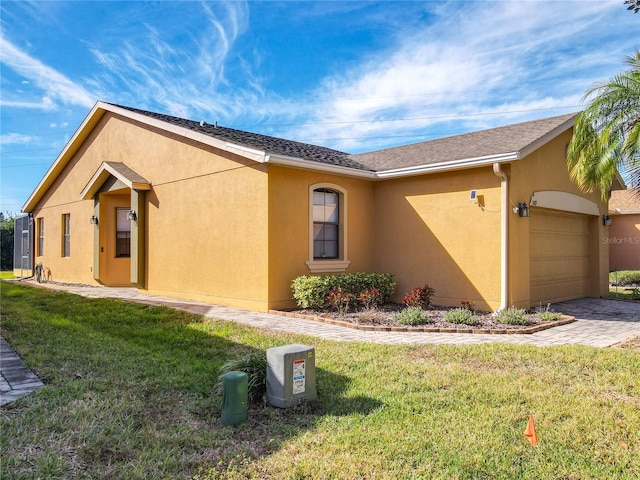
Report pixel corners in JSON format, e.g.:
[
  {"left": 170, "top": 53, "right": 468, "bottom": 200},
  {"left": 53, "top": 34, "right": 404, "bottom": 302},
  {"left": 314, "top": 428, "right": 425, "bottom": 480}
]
[{"left": 530, "top": 209, "right": 590, "bottom": 305}]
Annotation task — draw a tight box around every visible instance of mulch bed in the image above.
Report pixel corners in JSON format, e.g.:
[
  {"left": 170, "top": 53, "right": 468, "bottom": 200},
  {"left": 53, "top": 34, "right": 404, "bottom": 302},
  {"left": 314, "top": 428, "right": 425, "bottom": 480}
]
[{"left": 271, "top": 304, "right": 575, "bottom": 334}]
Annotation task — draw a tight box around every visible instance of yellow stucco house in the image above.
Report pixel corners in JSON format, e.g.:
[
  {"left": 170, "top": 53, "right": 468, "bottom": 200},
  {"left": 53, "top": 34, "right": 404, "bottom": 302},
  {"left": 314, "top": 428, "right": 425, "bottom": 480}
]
[
  {"left": 608, "top": 190, "right": 640, "bottom": 271},
  {"left": 20, "top": 102, "right": 612, "bottom": 312}
]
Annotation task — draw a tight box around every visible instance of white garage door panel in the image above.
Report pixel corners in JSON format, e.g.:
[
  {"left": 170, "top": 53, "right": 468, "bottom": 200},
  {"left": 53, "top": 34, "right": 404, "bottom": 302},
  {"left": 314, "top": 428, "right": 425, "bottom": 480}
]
[{"left": 530, "top": 210, "right": 590, "bottom": 305}]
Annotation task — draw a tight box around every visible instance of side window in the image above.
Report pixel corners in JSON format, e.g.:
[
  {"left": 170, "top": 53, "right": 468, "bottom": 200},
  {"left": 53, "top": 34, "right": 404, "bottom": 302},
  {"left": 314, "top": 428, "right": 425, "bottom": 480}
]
[
  {"left": 306, "top": 183, "right": 350, "bottom": 273},
  {"left": 62, "top": 214, "right": 70, "bottom": 257},
  {"left": 37, "top": 217, "right": 44, "bottom": 256},
  {"left": 313, "top": 189, "right": 339, "bottom": 259},
  {"left": 115, "top": 208, "right": 131, "bottom": 258}
]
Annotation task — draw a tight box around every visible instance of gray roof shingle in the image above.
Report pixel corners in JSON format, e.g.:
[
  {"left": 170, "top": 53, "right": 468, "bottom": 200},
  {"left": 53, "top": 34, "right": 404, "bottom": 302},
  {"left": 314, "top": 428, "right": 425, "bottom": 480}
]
[
  {"left": 112, "top": 104, "right": 576, "bottom": 174},
  {"left": 111, "top": 104, "right": 371, "bottom": 171},
  {"left": 349, "top": 113, "right": 578, "bottom": 171}
]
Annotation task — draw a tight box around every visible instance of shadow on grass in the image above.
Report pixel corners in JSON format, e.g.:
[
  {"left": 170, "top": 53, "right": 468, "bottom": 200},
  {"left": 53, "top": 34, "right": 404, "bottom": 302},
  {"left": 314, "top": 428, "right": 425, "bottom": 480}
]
[{"left": 0, "top": 281, "right": 383, "bottom": 479}]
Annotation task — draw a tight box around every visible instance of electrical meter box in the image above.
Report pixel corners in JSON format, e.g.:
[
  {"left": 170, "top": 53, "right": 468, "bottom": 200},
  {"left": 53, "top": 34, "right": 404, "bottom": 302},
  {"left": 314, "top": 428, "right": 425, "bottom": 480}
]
[{"left": 266, "top": 344, "right": 317, "bottom": 408}]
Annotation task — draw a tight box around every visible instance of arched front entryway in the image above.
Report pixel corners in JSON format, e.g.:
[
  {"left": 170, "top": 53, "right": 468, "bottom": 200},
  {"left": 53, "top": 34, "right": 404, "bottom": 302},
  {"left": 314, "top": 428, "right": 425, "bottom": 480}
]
[{"left": 81, "top": 161, "right": 150, "bottom": 288}]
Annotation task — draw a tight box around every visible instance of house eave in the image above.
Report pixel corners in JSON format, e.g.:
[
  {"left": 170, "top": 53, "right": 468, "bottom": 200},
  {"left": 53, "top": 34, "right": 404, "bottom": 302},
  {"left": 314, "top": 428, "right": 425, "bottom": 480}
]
[
  {"left": 518, "top": 114, "right": 577, "bottom": 159},
  {"left": 374, "top": 152, "right": 521, "bottom": 179},
  {"left": 22, "top": 102, "right": 107, "bottom": 212},
  {"left": 265, "top": 154, "right": 376, "bottom": 178},
  {"left": 80, "top": 161, "right": 151, "bottom": 200}
]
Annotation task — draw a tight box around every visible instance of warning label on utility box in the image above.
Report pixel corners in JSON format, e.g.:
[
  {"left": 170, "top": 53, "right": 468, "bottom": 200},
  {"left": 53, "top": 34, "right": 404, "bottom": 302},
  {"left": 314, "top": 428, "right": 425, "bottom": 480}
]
[{"left": 292, "top": 359, "right": 306, "bottom": 394}]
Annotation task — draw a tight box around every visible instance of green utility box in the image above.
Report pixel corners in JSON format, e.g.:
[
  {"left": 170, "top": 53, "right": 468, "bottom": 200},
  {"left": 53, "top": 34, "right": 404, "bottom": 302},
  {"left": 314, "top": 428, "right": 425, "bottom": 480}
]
[
  {"left": 266, "top": 344, "right": 317, "bottom": 408},
  {"left": 221, "top": 371, "right": 248, "bottom": 426}
]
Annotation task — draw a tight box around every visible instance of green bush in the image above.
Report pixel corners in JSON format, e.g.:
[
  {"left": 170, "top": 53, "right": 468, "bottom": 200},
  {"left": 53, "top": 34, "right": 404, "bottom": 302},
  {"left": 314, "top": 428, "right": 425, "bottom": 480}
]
[
  {"left": 394, "top": 306, "right": 431, "bottom": 326},
  {"left": 609, "top": 270, "right": 640, "bottom": 286},
  {"left": 291, "top": 272, "right": 396, "bottom": 309},
  {"left": 494, "top": 306, "right": 531, "bottom": 326},
  {"left": 213, "top": 351, "right": 267, "bottom": 405},
  {"left": 443, "top": 308, "right": 479, "bottom": 326}
]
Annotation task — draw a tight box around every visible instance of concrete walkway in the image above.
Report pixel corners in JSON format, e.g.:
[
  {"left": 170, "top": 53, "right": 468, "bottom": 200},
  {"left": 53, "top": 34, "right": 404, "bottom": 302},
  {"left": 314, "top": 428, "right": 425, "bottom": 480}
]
[
  {"left": 2, "top": 280, "right": 639, "bottom": 406},
  {"left": 0, "top": 336, "right": 45, "bottom": 407},
  {"left": 18, "top": 280, "right": 640, "bottom": 347}
]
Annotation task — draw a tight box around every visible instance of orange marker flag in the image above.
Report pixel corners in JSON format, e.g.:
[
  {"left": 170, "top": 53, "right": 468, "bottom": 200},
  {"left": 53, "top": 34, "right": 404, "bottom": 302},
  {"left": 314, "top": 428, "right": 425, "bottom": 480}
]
[{"left": 524, "top": 416, "right": 539, "bottom": 446}]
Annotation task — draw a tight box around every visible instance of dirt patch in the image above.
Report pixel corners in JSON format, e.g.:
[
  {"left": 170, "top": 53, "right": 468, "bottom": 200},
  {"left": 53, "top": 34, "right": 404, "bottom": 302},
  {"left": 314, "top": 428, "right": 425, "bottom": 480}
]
[
  {"left": 612, "top": 335, "right": 640, "bottom": 350},
  {"left": 275, "top": 304, "right": 575, "bottom": 334}
]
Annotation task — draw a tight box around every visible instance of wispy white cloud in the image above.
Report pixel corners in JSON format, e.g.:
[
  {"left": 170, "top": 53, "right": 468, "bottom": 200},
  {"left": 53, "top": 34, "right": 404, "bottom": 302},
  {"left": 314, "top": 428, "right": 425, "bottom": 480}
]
[
  {"left": 0, "top": 97, "right": 56, "bottom": 110},
  {"left": 0, "top": 133, "right": 35, "bottom": 145},
  {"left": 87, "top": 0, "right": 252, "bottom": 119},
  {"left": 0, "top": 35, "right": 95, "bottom": 109},
  {"left": 273, "top": 0, "right": 638, "bottom": 152}
]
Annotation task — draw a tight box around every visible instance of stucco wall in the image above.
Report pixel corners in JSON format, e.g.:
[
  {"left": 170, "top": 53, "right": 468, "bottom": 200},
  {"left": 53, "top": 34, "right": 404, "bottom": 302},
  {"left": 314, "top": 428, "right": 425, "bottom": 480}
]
[
  {"left": 30, "top": 121, "right": 111, "bottom": 285},
  {"left": 608, "top": 214, "right": 640, "bottom": 270},
  {"left": 372, "top": 167, "right": 502, "bottom": 311},
  {"left": 267, "top": 165, "right": 374, "bottom": 309},
  {"left": 509, "top": 129, "right": 609, "bottom": 305},
  {"left": 30, "top": 113, "right": 271, "bottom": 311}
]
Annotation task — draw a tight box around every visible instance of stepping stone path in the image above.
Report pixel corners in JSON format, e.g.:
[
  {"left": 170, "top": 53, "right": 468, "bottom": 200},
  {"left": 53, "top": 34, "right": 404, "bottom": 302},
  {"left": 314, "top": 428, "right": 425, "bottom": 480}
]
[{"left": 1, "top": 336, "right": 44, "bottom": 407}]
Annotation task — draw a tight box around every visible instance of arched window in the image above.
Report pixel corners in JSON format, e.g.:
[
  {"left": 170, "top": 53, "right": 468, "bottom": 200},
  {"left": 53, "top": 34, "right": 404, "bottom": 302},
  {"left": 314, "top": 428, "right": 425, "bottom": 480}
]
[
  {"left": 313, "top": 188, "right": 339, "bottom": 259},
  {"left": 306, "top": 184, "right": 350, "bottom": 273}
]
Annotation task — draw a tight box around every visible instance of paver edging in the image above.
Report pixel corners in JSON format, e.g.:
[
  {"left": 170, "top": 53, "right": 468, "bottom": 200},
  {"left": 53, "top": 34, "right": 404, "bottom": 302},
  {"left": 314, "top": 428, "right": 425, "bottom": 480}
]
[{"left": 269, "top": 310, "right": 576, "bottom": 334}]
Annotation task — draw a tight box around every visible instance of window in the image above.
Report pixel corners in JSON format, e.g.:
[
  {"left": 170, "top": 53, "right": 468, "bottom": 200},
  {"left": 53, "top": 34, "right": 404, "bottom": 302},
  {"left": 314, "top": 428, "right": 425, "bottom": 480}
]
[
  {"left": 115, "top": 208, "right": 131, "bottom": 258},
  {"left": 306, "top": 184, "right": 350, "bottom": 273},
  {"left": 37, "top": 217, "right": 44, "bottom": 256},
  {"left": 313, "top": 189, "right": 339, "bottom": 259},
  {"left": 62, "top": 214, "right": 70, "bottom": 257}
]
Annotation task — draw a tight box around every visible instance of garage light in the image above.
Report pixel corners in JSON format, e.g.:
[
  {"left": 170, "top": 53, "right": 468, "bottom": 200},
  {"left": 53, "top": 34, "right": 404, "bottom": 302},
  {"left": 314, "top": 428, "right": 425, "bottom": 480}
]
[
  {"left": 513, "top": 202, "right": 530, "bottom": 217},
  {"left": 90, "top": 215, "right": 99, "bottom": 225},
  {"left": 603, "top": 215, "right": 612, "bottom": 226}
]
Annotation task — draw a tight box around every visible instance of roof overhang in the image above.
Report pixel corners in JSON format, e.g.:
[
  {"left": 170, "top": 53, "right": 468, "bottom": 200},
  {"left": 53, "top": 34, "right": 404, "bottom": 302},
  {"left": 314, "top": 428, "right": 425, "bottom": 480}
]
[
  {"left": 375, "top": 152, "right": 520, "bottom": 179},
  {"left": 21, "top": 103, "right": 580, "bottom": 212},
  {"left": 81, "top": 162, "right": 151, "bottom": 200}
]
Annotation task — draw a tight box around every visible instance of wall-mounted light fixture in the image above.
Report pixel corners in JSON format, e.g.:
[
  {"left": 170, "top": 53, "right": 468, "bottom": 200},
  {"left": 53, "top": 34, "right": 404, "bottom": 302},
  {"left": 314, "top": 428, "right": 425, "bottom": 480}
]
[
  {"left": 603, "top": 214, "right": 612, "bottom": 226},
  {"left": 127, "top": 210, "right": 137, "bottom": 222},
  {"left": 90, "top": 215, "right": 99, "bottom": 225},
  {"left": 512, "top": 202, "right": 530, "bottom": 217}
]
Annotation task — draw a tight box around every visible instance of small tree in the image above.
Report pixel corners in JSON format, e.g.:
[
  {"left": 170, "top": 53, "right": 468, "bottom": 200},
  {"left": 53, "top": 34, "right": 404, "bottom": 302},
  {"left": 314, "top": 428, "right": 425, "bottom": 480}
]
[{"left": 0, "top": 213, "right": 15, "bottom": 271}]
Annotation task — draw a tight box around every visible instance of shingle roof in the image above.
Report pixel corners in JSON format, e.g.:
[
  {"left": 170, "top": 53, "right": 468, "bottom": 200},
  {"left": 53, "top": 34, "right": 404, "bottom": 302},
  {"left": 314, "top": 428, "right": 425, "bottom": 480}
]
[
  {"left": 349, "top": 113, "right": 578, "bottom": 171},
  {"left": 609, "top": 189, "right": 640, "bottom": 214},
  {"left": 111, "top": 104, "right": 370, "bottom": 171}
]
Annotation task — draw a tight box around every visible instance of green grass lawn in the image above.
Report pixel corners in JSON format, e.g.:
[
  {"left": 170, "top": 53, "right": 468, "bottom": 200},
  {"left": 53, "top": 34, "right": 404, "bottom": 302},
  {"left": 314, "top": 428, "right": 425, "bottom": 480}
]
[{"left": 1, "top": 281, "right": 639, "bottom": 479}]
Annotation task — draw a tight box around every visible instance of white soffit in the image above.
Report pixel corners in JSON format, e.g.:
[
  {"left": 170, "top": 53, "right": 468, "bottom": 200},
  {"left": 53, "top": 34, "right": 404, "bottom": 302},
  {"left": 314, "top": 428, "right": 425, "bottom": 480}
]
[{"left": 530, "top": 191, "right": 599, "bottom": 216}]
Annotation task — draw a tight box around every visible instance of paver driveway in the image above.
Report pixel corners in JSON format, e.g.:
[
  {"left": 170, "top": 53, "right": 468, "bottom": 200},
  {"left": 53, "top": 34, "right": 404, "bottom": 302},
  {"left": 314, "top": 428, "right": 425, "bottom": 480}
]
[{"left": 18, "top": 281, "right": 640, "bottom": 347}]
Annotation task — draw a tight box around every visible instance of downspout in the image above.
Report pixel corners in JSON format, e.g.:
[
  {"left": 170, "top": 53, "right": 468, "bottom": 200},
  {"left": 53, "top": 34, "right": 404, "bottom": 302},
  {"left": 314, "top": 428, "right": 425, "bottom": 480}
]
[{"left": 493, "top": 163, "right": 508, "bottom": 310}]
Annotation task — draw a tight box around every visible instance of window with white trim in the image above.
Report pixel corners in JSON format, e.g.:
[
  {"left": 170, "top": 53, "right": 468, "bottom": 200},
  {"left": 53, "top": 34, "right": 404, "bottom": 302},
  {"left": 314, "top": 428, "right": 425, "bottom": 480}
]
[
  {"left": 313, "top": 189, "right": 339, "bottom": 259},
  {"left": 306, "top": 184, "right": 350, "bottom": 273},
  {"left": 115, "top": 208, "right": 131, "bottom": 258},
  {"left": 37, "top": 217, "right": 44, "bottom": 256},
  {"left": 62, "top": 214, "right": 70, "bottom": 257}
]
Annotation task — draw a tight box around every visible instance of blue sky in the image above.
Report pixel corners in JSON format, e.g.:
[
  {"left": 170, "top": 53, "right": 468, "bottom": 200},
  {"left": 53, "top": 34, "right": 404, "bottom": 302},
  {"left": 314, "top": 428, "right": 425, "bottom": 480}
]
[{"left": 1, "top": 0, "right": 638, "bottom": 214}]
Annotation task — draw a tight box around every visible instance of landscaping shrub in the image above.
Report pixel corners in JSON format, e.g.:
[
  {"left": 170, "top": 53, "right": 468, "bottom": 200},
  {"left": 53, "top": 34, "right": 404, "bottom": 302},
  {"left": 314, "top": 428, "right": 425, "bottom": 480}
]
[
  {"left": 609, "top": 270, "right": 640, "bottom": 286},
  {"left": 357, "top": 288, "right": 384, "bottom": 310},
  {"left": 291, "top": 273, "right": 395, "bottom": 309},
  {"left": 213, "top": 351, "right": 267, "bottom": 404},
  {"left": 460, "top": 300, "right": 476, "bottom": 313},
  {"left": 443, "top": 307, "right": 478, "bottom": 326},
  {"left": 327, "top": 286, "right": 354, "bottom": 314},
  {"left": 533, "top": 303, "right": 563, "bottom": 321},
  {"left": 401, "top": 284, "right": 435, "bottom": 308},
  {"left": 394, "top": 306, "right": 431, "bottom": 326},
  {"left": 494, "top": 306, "right": 531, "bottom": 326}
]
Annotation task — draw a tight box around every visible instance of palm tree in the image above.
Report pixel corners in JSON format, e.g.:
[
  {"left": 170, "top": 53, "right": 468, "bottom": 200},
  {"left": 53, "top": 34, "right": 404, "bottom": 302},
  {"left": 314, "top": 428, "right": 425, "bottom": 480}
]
[{"left": 567, "top": 51, "right": 640, "bottom": 199}]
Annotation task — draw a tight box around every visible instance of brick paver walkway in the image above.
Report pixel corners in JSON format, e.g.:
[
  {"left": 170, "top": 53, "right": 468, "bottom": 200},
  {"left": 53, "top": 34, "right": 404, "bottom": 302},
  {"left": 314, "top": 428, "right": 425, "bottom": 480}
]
[
  {"left": 0, "top": 336, "right": 45, "bottom": 407},
  {"left": 2, "top": 280, "right": 639, "bottom": 406}
]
